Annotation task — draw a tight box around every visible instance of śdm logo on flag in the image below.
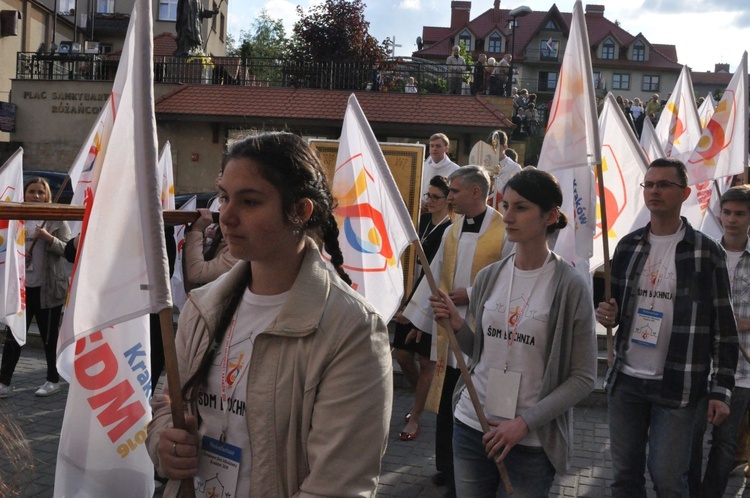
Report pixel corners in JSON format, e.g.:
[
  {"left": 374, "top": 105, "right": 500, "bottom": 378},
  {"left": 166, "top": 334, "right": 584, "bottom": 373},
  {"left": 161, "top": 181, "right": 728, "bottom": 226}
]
[{"left": 335, "top": 166, "right": 398, "bottom": 272}]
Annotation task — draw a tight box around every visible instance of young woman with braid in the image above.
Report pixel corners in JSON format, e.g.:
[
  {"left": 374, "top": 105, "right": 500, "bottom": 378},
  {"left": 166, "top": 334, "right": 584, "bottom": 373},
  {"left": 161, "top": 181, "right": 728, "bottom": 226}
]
[{"left": 147, "top": 132, "right": 392, "bottom": 497}]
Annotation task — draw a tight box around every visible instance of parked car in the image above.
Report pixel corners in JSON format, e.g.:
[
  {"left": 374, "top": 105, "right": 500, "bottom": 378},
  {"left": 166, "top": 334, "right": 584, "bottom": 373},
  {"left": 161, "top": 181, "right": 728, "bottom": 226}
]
[{"left": 23, "top": 170, "right": 74, "bottom": 204}]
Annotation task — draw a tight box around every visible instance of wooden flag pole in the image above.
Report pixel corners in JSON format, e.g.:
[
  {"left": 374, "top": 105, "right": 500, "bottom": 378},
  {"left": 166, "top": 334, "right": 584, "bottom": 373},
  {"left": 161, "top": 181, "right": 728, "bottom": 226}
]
[
  {"left": 0, "top": 201, "right": 199, "bottom": 496},
  {"left": 0, "top": 202, "right": 218, "bottom": 225},
  {"left": 158, "top": 307, "right": 195, "bottom": 497},
  {"left": 24, "top": 175, "right": 74, "bottom": 258},
  {"left": 411, "top": 241, "right": 513, "bottom": 494},
  {"left": 595, "top": 161, "right": 614, "bottom": 367}
]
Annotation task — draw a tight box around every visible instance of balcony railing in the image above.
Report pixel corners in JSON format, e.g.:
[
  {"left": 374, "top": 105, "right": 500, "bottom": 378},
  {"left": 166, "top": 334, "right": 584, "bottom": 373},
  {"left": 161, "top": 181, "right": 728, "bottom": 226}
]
[{"left": 16, "top": 53, "right": 466, "bottom": 93}]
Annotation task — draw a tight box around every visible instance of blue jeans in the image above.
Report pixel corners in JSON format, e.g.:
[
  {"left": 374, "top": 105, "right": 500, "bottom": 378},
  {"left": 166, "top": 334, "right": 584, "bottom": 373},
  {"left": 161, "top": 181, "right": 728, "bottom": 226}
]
[
  {"left": 453, "top": 419, "right": 555, "bottom": 498},
  {"left": 689, "top": 387, "right": 750, "bottom": 498},
  {"left": 608, "top": 373, "right": 698, "bottom": 498}
]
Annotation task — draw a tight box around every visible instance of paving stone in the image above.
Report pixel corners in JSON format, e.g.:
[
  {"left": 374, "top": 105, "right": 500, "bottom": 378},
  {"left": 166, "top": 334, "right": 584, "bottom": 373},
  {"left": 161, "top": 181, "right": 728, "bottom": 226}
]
[{"left": 5, "top": 341, "right": 750, "bottom": 497}]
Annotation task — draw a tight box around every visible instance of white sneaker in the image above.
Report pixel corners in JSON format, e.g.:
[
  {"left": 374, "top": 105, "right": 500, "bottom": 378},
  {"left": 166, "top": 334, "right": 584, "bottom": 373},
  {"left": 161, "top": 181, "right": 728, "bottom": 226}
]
[
  {"left": 0, "top": 383, "right": 9, "bottom": 398},
  {"left": 35, "top": 381, "right": 60, "bottom": 397}
]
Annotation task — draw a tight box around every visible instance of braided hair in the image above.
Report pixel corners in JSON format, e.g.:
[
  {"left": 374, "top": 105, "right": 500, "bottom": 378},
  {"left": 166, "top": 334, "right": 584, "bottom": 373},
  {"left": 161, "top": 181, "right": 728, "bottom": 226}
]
[{"left": 181, "top": 131, "right": 350, "bottom": 404}]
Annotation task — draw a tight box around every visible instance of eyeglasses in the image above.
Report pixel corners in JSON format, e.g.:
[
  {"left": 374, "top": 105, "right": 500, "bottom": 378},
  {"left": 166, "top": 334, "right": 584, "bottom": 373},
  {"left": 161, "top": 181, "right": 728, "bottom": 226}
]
[
  {"left": 423, "top": 193, "right": 446, "bottom": 201},
  {"left": 640, "top": 181, "right": 686, "bottom": 190}
]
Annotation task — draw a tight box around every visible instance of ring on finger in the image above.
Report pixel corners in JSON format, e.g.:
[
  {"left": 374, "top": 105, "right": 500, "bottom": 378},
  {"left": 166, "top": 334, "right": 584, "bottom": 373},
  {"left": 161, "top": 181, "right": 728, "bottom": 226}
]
[{"left": 172, "top": 442, "right": 178, "bottom": 457}]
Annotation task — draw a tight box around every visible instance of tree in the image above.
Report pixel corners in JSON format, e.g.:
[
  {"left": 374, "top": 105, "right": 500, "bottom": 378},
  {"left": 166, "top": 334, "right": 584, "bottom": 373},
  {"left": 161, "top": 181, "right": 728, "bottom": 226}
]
[
  {"left": 289, "top": 0, "right": 387, "bottom": 64},
  {"left": 228, "top": 9, "right": 287, "bottom": 60}
]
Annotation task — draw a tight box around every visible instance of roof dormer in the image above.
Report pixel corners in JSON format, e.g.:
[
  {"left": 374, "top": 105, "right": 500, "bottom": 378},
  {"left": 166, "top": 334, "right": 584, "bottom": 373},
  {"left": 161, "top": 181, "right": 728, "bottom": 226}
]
[
  {"left": 599, "top": 37, "right": 617, "bottom": 60},
  {"left": 629, "top": 38, "right": 648, "bottom": 62}
]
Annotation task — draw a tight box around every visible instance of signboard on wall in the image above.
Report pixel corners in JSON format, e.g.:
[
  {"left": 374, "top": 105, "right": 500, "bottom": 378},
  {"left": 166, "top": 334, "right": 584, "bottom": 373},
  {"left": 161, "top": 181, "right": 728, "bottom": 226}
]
[
  {"left": 310, "top": 139, "right": 425, "bottom": 300},
  {"left": 0, "top": 102, "right": 15, "bottom": 132}
]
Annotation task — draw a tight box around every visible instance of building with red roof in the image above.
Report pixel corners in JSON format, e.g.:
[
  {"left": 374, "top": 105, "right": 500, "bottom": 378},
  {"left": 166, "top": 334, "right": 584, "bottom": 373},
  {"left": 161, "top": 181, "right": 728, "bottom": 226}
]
[{"left": 415, "top": 1, "right": 683, "bottom": 101}]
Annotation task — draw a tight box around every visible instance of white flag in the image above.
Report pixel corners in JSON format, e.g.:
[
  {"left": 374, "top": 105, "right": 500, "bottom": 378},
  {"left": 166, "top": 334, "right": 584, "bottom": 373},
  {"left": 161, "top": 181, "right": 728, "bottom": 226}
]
[
  {"left": 171, "top": 196, "right": 196, "bottom": 311},
  {"left": 538, "top": 0, "right": 601, "bottom": 172},
  {"left": 0, "top": 148, "right": 26, "bottom": 343},
  {"left": 551, "top": 165, "right": 595, "bottom": 270},
  {"left": 686, "top": 52, "right": 748, "bottom": 185},
  {"left": 331, "top": 94, "right": 419, "bottom": 321},
  {"left": 591, "top": 94, "right": 650, "bottom": 270},
  {"left": 654, "top": 65, "right": 702, "bottom": 163},
  {"left": 639, "top": 116, "right": 665, "bottom": 163},
  {"left": 55, "top": 1, "right": 168, "bottom": 495},
  {"left": 158, "top": 141, "right": 175, "bottom": 210},
  {"left": 698, "top": 93, "right": 717, "bottom": 130},
  {"left": 538, "top": 1, "right": 600, "bottom": 266}
]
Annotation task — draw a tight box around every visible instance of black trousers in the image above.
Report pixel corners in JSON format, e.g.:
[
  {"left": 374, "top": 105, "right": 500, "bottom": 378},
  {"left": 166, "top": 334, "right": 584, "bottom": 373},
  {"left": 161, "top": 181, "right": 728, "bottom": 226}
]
[
  {"left": 0, "top": 286, "right": 62, "bottom": 385},
  {"left": 436, "top": 366, "right": 461, "bottom": 477}
]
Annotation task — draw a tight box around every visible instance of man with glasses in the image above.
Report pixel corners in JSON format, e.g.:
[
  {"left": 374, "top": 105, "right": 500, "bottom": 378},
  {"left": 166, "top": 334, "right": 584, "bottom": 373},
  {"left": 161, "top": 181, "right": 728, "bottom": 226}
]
[
  {"left": 596, "top": 158, "right": 738, "bottom": 497},
  {"left": 421, "top": 133, "right": 460, "bottom": 211}
]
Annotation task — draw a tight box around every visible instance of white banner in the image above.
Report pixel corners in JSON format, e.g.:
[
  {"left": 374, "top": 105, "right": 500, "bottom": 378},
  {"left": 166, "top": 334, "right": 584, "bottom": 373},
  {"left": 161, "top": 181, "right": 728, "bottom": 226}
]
[{"left": 330, "top": 94, "right": 419, "bottom": 321}]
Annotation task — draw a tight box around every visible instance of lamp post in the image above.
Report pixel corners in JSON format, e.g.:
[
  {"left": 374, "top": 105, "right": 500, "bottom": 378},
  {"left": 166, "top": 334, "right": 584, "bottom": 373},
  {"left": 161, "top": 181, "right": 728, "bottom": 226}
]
[{"left": 506, "top": 5, "right": 531, "bottom": 97}]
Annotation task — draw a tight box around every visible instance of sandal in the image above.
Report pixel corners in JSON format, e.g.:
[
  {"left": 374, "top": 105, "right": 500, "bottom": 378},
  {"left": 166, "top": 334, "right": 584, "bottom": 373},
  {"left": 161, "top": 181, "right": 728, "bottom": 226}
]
[
  {"left": 399, "top": 423, "right": 419, "bottom": 441},
  {"left": 404, "top": 412, "right": 412, "bottom": 424}
]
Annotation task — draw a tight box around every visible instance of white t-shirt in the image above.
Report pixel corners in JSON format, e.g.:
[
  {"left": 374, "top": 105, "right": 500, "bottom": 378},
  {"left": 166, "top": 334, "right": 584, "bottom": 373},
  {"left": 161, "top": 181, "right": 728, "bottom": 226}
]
[
  {"left": 455, "top": 259, "right": 555, "bottom": 446},
  {"left": 621, "top": 227, "right": 684, "bottom": 379},
  {"left": 197, "top": 289, "right": 287, "bottom": 497}
]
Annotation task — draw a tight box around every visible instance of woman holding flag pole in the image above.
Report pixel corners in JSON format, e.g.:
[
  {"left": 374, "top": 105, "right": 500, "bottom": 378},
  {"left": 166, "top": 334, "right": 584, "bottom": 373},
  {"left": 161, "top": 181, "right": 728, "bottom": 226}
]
[
  {"left": 430, "top": 168, "right": 597, "bottom": 496},
  {"left": 147, "top": 132, "right": 392, "bottom": 497}
]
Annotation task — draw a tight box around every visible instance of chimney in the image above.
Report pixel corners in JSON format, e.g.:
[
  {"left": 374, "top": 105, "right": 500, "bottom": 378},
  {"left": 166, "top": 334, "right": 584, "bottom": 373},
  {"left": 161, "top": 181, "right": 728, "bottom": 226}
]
[
  {"left": 715, "top": 63, "right": 730, "bottom": 73},
  {"left": 450, "top": 1, "right": 471, "bottom": 31},
  {"left": 493, "top": 0, "right": 501, "bottom": 22},
  {"left": 585, "top": 4, "right": 605, "bottom": 17}
]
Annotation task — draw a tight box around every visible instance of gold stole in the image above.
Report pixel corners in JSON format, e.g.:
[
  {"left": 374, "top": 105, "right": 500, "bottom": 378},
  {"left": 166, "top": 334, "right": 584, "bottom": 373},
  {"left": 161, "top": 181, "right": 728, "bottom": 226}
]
[{"left": 425, "top": 209, "right": 506, "bottom": 413}]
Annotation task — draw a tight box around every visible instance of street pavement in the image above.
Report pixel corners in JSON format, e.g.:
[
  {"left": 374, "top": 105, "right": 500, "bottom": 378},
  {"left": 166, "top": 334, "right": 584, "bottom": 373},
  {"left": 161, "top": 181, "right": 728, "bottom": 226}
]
[{"left": 3, "top": 338, "right": 750, "bottom": 497}]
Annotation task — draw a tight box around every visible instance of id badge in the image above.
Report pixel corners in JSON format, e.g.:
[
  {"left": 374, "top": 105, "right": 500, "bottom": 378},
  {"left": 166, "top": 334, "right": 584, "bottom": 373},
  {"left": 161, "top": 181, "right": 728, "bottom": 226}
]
[
  {"left": 194, "top": 435, "right": 241, "bottom": 498},
  {"left": 485, "top": 368, "right": 521, "bottom": 419},
  {"left": 630, "top": 308, "right": 663, "bottom": 348}
]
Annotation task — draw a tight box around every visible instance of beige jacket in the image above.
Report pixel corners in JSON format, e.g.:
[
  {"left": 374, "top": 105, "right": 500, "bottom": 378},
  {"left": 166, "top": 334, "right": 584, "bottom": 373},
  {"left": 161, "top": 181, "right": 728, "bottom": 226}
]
[
  {"left": 182, "top": 230, "right": 239, "bottom": 291},
  {"left": 148, "top": 240, "right": 392, "bottom": 497}
]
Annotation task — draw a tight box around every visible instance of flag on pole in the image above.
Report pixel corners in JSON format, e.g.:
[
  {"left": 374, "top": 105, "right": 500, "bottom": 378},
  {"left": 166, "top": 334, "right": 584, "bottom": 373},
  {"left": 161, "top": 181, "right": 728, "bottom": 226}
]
[
  {"left": 654, "top": 65, "right": 702, "bottom": 163},
  {"left": 698, "top": 92, "right": 717, "bottom": 130},
  {"left": 538, "top": 0, "right": 600, "bottom": 265},
  {"left": 639, "top": 116, "right": 665, "bottom": 163},
  {"left": 66, "top": 86, "right": 121, "bottom": 237},
  {"left": 538, "top": 0, "right": 601, "bottom": 172},
  {"left": 158, "top": 141, "right": 175, "bottom": 210},
  {"left": 54, "top": 0, "right": 169, "bottom": 495},
  {"left": 0, "top": 148, "right": 26, "bottom": 344},
  {"left": 685, "top": 52, "right": 748, "bottom": 185},
  {"left": 591, "top": 94, "right": 650, "bottom": 270},
  {"left": 171, "top": 196, "right": 196, "bottom": 311},
  {"left": 330, "top": 94, "right": 419, "bottom": 321}
]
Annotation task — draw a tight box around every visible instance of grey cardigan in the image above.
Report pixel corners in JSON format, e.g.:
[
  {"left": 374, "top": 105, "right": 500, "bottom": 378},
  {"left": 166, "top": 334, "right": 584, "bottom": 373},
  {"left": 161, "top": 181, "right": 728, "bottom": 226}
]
[
  {"left": 34, "top": 219, "right": 71, "bottom": 308},
  {"left": 453, "top": 253, "right": 597, "bottom": 474}
]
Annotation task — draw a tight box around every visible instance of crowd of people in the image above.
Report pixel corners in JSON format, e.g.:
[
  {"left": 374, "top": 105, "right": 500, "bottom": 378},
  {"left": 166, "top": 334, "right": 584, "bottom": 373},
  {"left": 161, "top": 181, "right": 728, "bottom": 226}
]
[{"left": 4, "top": 128, "right": 750, "bottom": 498}]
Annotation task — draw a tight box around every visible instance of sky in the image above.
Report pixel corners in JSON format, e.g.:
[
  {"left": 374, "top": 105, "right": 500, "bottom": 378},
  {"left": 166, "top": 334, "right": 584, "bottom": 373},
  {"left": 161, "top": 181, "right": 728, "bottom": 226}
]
[{"left": 227, "top": 0, "right": 749, "bottom": 74}]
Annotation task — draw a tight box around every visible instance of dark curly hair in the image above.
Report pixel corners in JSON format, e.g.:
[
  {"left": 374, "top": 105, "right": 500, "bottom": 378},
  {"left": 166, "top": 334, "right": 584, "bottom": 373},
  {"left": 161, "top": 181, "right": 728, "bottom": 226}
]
[{"left": 182, "top": 131, "right": 350, "bottom": 405}]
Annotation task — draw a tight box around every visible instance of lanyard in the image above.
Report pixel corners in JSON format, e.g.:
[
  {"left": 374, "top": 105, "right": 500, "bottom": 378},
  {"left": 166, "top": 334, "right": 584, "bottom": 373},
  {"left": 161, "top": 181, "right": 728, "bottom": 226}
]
[
  {"left": 218, "top": 313, "right": 252, "bottom": 442},
  {"left": 502, "top": 252, "right": 552, "bottom": 372},
  {"left": 420, "top": 215, "right": 450, "bottom": 245},
  {"left": 644, "top": 221, "right": 682, "bottom": 310}
]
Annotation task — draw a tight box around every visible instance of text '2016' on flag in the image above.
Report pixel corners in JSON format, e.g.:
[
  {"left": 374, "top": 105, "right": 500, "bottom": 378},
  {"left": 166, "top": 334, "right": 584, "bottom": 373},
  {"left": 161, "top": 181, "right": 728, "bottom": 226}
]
[
  {"left": 330, "top": 94, "right": 418, "bottom": 322},
  {"left": 54, "top": 0, "right": 169, "bottom": 496}
]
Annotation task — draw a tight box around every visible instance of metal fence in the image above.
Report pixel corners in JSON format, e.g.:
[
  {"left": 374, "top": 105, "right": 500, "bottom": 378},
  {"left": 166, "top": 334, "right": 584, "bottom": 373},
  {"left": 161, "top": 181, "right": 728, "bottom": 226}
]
[{"left": 16, "top": 53, "right": 457, "bottom": 91}]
